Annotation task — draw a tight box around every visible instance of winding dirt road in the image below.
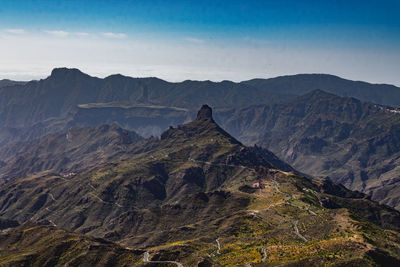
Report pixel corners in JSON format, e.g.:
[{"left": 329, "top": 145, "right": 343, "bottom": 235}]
[
  {"left": 216, "top": 238, "right": 221, "bottom": 254},
  {"left": 143, "top": 251, "right": 183, "bottom": 267},
  {"left": 262, "top": 247, "right": 267, "bottom": 262},
  {"left": 293, "top": 220, "right": 307, "bottom": 242}
]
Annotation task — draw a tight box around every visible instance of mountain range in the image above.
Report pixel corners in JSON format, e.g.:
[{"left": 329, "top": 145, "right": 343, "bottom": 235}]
[
  {"left": 1, "top": 68, "right": 399, "bottom": 130},
  {"left": 2, "top": 68, "right": 400, "bottom": 211},
  {"left": 1, "top": 106, "right": 400, "bottom": 265},
  {"left": 2, "top": 69, "right": 400, "bottom": 265},
  {"left": 217, "top": 90, "right": 400, "bottom": 210}
]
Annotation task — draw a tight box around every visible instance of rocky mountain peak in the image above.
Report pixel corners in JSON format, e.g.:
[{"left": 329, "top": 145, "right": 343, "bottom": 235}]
[
  {"left": 196, "top": 104, "right": 213, "bottom": 121},
  {"left": 49, "top": 67, "right": 88, "bottom": 79}
]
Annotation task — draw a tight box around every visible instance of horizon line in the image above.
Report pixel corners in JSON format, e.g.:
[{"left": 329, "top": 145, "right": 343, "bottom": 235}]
[{"left": 2, "top": 67, "right": 399, "bottom": 88}]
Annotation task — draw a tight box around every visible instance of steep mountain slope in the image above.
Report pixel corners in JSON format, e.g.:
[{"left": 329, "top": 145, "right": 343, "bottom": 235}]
[
  {"left": 0, "top": 68, "right": 289, "bottom": 129},
  {"left": 0, "top": 221, "right": 143, "bottom": 266},
  {"left": 244, "top": 73, "right": 400, "bottom": 106},
  {"left": 1, "top": 106, "right": 400, "bottom": 265},
  {"left": 0, "top": 124, "right": 143, "bottom": 181},
  {"left": 66, "top": 74, "right": 400, "bottom": 140},
  {"left": 0, "top": 69, "right": 102, "bottom": 128},
  {"left": 217, "top": 90, "right": 400, "bottom": 209},
  {"left": 1, "top": 68, "right": 400, "bottom": 143},
  {"left": 0, "top": 117, "right": 73, "bottom": 148}
]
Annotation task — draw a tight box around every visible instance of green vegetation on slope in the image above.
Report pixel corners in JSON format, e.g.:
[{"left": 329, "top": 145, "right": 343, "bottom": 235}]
[
  {"left": 0, "top": 221, "right": 143, "bottom": 267},
  {"left": 218, "top": 90, "right": 400, "bottom": 210},
  {"left": 0, "top": 106, "right": 400, "bottom": 265}
]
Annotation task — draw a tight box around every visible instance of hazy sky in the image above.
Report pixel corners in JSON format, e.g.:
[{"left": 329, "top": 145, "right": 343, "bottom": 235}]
[{"left": 0, "top": 0, "right": 399, "bottom": 85}]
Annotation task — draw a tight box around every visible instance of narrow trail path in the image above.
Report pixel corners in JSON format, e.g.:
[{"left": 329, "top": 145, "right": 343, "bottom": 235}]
[
  {"left": 273, "top": 181, "right": 281, "bottom": 193},
  {"left": 303, "top": 188, "right": 324, "bottom": 208},
  {"left": 48, "top": 193, "right": 56, "bottom": 201},
  {"left": 274, "top": 176, "right": 317, "bottom": 217},
  {"left": 189, "top": 158, "right": 255, "bottom": 171},
  {"left": 262, "top": 247, "right": 267, "bottom": 262},
  {"left": 143, "top": 251, "right": 183, "bottom": 267},
  {"left": 316, "top": 195, "right": 324, "bottom": 207},
  {"left": 287, "top": 202, "right": 317, "bottom": 216},
  {"left": 216, "top": 238, "right": 221, "bottom": 254},
  {"left": 293, "top": 220, "right": 307, "bottom": 242},
  {"left": 307, "top": 208, "right": 317, "bottom": 216},
  {"left": 273, "top": 178, "right": 311, "bottom": 243}
]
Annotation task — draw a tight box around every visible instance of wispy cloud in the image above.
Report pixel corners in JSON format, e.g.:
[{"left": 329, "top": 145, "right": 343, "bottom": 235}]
[
  {"left": 184, "top": 37, "right": 205, "bottom": 44},
  {"left": 43, "top": 30, "right": 70, "bottom": 37},
  {"left": 74, "top": 32, "right": 90, "bottom": 37},
  {"left": 101, "top": 32, "right": 127, "bottom": 39},
  {"left": 1, "top": 29, "right": 399, "bottom": 86},
  {"left": 5, "top": 29, "right": 26, "bottom": 34},
  {"left": 75, "top": 32, "right": 89, "bottom": 37}
]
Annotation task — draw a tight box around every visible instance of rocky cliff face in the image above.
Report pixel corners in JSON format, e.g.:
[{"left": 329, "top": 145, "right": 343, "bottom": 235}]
[
  {"left": 2, "top": 68, "right": 399, "bottom": 143},
  {"left": 217, "top": 90, "right": 400, "bottom": 209},
  {"left": 1, "top": 70, "right": 400, "bottom": 215}
]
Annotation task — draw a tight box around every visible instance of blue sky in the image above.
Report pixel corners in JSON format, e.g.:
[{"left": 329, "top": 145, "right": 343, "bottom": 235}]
[{"left": 0, "top": 0, "right": 399, "bottom": 85}]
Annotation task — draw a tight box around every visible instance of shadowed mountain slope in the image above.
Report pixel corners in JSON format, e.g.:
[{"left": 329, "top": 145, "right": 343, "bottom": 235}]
[
  {"left": 1, "top": 106, "right": 400, "bottom": 265},
  {"left": 0, "top": 124, "right": 143, "bottom": 181},
  {"left": 0, "top": 68, "right": 290, "bottom": 129},
  {"left": 1, "top": 68, "right": 400, "bottom": 132},
  {"left": 217, "top": 90, "right": 400, "bottom": 210},
  {"left": 0, "top": 221, "right": 143, "bottom": 266},
  {"left": 0, "top": 79, "right": 26, "bottom": 88},
  {"left": 244, "top": 73, "right": 400, "bottom": 106}
]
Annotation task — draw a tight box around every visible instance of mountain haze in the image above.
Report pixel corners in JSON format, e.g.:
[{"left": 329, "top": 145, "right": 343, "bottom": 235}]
[
  {"left": 0, "top": 124, "right": 143, "bottom": 181},
  {"left": 244, "top": 74, "right": 400, "bottom": 106},
  {"left": 1, "top": 69, "right": 400, "bottom": 211},
  {"left": 1, "top": 68, "right": 400, "bottom": 130},
  {"left": 1, "top": 106, "right": 400, "bottom": 265},
  {"left": 218, "top": 90, "right": 400, "bottom": 209},
  {"left": 0, "top": 79, "right": 26, "bottom": 88}
]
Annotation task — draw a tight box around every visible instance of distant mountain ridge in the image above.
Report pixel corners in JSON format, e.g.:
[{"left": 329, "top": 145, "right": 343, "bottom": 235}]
[
  {"left": 217, "top": 90, "right": 400, "bottom": 209},
  {"left": 0, "top": 68, "right": 288, "bottom": 128},
  {"left": 1, "top": 69, "right": 400, "bottom": 211},
  {"left": 244, "top": 73, "right": 400, "bottom": 106},
  {"left": 1, "top": 68, "right": 400, "bottom": 130},
  {"left": 0, "top": 79, "right": 26, "bottom": 88}
]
